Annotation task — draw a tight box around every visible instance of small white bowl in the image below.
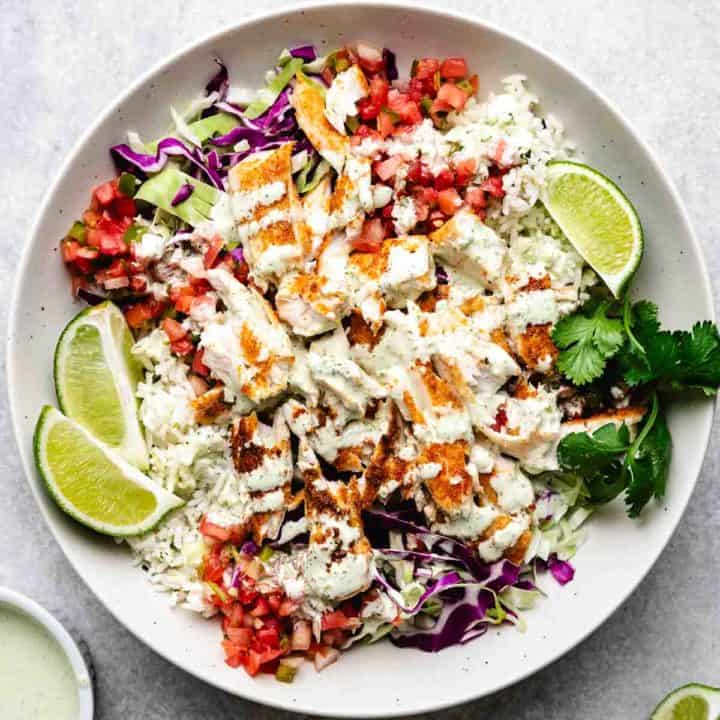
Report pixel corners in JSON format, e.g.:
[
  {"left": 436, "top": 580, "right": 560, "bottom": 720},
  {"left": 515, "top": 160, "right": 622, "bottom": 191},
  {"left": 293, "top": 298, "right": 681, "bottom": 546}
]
[{"left": 0, "top": 587, "right": 94, "bottom": 720}]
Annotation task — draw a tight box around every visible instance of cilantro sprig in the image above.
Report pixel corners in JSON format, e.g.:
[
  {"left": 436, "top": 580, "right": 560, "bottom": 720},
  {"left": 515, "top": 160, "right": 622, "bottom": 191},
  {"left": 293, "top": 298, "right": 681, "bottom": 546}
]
[
  {"left": 557, "top": 393, "right": 672, "bottom": 517},
  {"left": 552, "top": 293, "right": 716, "bottom": 517},
  {"left": 554, "top": 295, "right": 720, "bottom": 394}
]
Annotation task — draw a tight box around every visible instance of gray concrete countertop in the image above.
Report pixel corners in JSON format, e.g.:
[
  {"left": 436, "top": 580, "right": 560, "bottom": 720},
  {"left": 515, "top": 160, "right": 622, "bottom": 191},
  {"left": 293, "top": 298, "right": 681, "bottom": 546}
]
[{"left": 1, "top": 1, "right": 718, "bottom": 718}]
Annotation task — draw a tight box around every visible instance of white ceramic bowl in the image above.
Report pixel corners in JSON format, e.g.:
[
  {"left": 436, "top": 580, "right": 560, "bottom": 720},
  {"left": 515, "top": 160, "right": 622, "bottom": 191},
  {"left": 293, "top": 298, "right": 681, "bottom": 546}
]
[
  {"left": 8, "top": 2, "right": 715, "bottom": 716},
  {"left": 0, "top": 587, "right": 94, "bottom": 719}
]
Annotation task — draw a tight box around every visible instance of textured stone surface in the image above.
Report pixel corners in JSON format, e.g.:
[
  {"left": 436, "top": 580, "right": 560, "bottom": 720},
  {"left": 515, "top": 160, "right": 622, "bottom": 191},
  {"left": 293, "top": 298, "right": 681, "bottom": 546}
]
[{"left": 0, "top": 1, "right": 718, "bottom": 718}]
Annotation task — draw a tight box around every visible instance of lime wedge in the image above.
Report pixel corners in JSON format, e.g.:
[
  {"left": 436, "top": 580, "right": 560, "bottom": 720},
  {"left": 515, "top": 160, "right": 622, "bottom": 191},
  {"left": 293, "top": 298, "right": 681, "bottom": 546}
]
[
  {"left": 542, "top": 161, "right": 643, "bottom": 297},
  {"left": 54, "top": 301, "right": 148, "bottom": 469},
  {"left": 651, "top": 684, "right": 720, "bottom": 720},
  {"left": 34, "top": 406, "right": 183, "bottom": 536}
]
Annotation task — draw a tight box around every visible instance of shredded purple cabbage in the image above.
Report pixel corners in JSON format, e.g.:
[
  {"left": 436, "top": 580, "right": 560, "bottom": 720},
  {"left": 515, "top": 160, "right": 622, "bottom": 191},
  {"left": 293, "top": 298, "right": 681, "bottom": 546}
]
[
  {"left": 205, "top": 59, "right": 229, "bottom": 101},
  {"left": 373, "top": 569, "right": 465, "bottom": 615},
  {"left": 436, "top": 265, "right": 449, "bottom": 284},
  {"left": 240, "top": 540, "right": 258, "bottom": 556},
  {"left": 111, "top": 137, "right": 224, "bottom": 189},
  {"left": 209, "top": 125, "right": 271, "bottom": 148},
  {"left": 231, "top": 246, "right": 245, "bottom": 263},
  {"left": 391, "top": 586, "right": 496, "bottom": 652},
  {"left": 548, "top": 555, "right": 575, "bottom": 585},
  {"left": 171, "top": 182, "right": 194, "bottom": 206},
  {"left": 383, "top": 48, "right": 398, "bottom": 81},
  {"left": 289, "top": 44, "right": 317, "bottom": 62}
]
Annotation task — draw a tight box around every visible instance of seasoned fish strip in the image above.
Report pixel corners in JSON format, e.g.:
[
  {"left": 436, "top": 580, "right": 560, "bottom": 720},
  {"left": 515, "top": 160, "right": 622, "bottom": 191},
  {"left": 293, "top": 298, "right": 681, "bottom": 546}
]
[
  {"left": 231, "top": 411, "right": 293, "bottom": 543},
  {"left": 201, "top": 268, "right": 293, "bottom": 404},
  {"left": 291, "top": 73, "right": 349, "bottom": 173},
  {"left": 299, "top": 440, "right": 373, "bottom": 601},
  {"left": 228, "top": 143, "right": 304, "bottom": 288}
]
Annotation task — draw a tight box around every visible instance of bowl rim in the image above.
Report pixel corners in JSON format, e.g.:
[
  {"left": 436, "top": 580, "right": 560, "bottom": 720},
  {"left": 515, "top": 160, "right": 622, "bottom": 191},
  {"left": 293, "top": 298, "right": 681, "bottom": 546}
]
[
  {"left": 7, "top": 1, "right": 716, "bottom": 716},
  {"left": 0, "top": 586, "right": 95, "bottom": 719}
]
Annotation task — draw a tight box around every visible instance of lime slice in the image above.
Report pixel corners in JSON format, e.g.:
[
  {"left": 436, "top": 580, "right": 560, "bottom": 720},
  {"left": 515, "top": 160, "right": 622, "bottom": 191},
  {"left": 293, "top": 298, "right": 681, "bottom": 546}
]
[
  {"left": 34, "top": 406, "right": 183, "bottom": 536},
  {"left": 542, "top": 161, "right": 643, "bottom": 297},
  {"left": 54, "top": 301, "right": 148, "bottom": 469},
  {"left": 651, "top": 684, "right": 720, "bottom": 720}
]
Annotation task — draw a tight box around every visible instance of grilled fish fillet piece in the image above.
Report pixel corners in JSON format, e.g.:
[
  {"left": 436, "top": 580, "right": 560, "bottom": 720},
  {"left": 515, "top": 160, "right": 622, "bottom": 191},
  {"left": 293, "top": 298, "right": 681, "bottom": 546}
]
[
  {"left": 298, "top": 439, "right": 373, "bottom": 602},
  {"left": 292, "top": 73, "right": 349, "bottom": 173},
  {"left": 231, "top": 411, "right": 293, "bottom": 544},
  {"left": 348, "top": 235, "right": 436, "bottom": 310},
  {"left": 201, "top": 267, "right": 293, "bottom": 404},
  {"left": 429, "top": 209, "right": 506, "bottom": 291},
  {"left": 227, "top": 143, "right": 305, "bottom": 289}
]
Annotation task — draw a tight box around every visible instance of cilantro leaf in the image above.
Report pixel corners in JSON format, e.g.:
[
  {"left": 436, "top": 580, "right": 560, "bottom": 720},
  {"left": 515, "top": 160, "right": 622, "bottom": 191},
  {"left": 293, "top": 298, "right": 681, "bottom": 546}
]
[
  {"left": 624, "top": 396, "right": 672, "bottom": 517},
  {"left": 558, "top": 423, "right": 630, "bottom": 504},
  {"left": 620, "top": 300, "right": 720, "bottom": 394},
  {"left": 558, "top": 423, "right": 630, "bottom": 473},
  {"left": 553, "top": 300, "right": 625, "bottom": 385}
]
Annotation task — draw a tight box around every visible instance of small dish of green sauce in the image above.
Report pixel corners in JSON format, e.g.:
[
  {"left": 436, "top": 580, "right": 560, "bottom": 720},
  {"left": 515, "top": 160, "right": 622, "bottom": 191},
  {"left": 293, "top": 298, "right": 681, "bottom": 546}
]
[{"left": 0, "top": 588, "right": 94, "bottom": 720}]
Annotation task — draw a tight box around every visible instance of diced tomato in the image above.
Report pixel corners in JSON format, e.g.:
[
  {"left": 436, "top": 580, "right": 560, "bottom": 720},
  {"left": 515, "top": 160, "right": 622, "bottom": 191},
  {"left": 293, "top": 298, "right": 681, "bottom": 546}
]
[
  {"left": 351, "top": 217, "right": 385, "bottom": 252},
  {"left": 321, "top": 610, "right": 355, "bottom": 631},
  {"left": 407, "top": 160, "right": 433, "bottom": 186},
  {"left": 356, "top": 42, "right": 384, "bottom": 73},
  {"left": 437, "top": 82, "right": 468, "bottom": 111},
  {"left": 433, "top": 167, "right": 455, "bottom": 191},
  {"left": 174, "top": 294, "right": 194, "bottom": 315},
  {"left": 93, "top": 181, "right": 116, "bottom": 207},
  {"left": 414, "top": 57, "right": 441, "bottom": 80},
  {"left": 203, "top": 236, "right": 225, "bottom": 269},
  {"left": 61, "top": 239, "right": 80, "bottom": 263},
  {"left": 222, "top": 640, "right": 244, "bottom": 668},
  {"left": 199, "top": 516, "right": 231, "bottom": 542},
  {"left": 278, "top": 599, "right": 300, "bottom": 617},
  {"left": 437, "top": 188, "right": 462, "bottom": 215},
  {"left": 454, "top": 158, "right": 478, "bottom": 186},
  {"left": 99, "top": 258, "right": 127, "bottom": 280},
  {"left": 407, "top": 77, "right": 425, "bottom": 103},
  {"left": 414, "top": 185, "right": 438, "bottom": 207},
  {"left": 469, "top": 74, "right": 479, "bottom": 94},
  {"left": 162, "top": 317, "right": 187, "bottom": 343},
  {"left": 170, "top": 338, "right": 194, "bottom": 357},
  {"left": 440, "top": 57, "right": 468, "bottom": 79},
  {"left": 191, "top": 347, "right": 210, "bottom": 377},
  {"left": 357, "top": 96, "right": 382, "bottom": 121},
  {"left": 368, "top": 74, "right": 389, "bottom": 106},
  {"left": 227, "top": 603, "right": 245, "bottom": 628},
  {"left": 376, "top": 110, "right": 395, "bottom": 138},
  {"left": 386, "top": 89, "right": 422, "bottom": 125},
  {"left": 202, "top": 554, "right": 225, "bottom": 585},
  {"left": 429, "top": 97, "right": 453, "bottom": 126},
  {"left": 226, "top": 626, "right": 253, "bottom": 647},
  {"left": 250, "top": 597, "right": 270, "bottom": 617},
  {"left": 373, "top": 155, "right": 403, "bottom": 181},
  {"left": 266, "top": 594, "right": 282, "bottom": 613},
  {"left": 111, "top": 196, "right": 136, "bottom": 218},
  {"left": 350, "top": 123, "right": 381, "bottom": 144},
  {"left": 491, "top": 405, "right": 508, "bottom": 432},
  {"left": 256, "top": 626, "right": 281, "bottom": 648},
  {"left": 465, "top": 186, "right": 488, "bottom": 210},
  {"left": 479, "top": 175, "right": 506, "bottom": 198},
  {"left": 124, "top": 303, "right": 150, "bottom": 329}
]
